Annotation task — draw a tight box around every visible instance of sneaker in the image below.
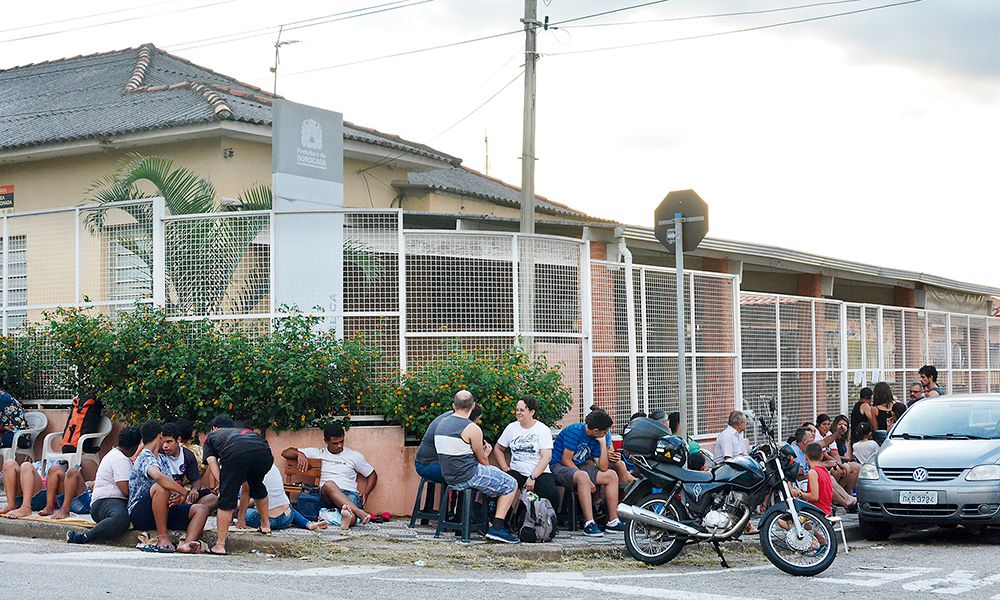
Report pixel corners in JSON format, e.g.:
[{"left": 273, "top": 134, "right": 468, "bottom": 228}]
[
  {"left": 485, "top": 528, "right": 519, "bottom": 544},
  {"left": 583, "top": 521, "right": 605, "bottom": 537},
  {"left": 65, "top": 531, "right": 85, "bottom": 544},
  {"left": 604, "top": 520, "right": 626, "bottom": 533}
]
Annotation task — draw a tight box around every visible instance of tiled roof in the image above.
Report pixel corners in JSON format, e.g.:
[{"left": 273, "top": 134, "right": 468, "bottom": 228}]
[
  {"left": 402, "top": 166, "right": 613, "bottom": 222},
  {"left": 0, "top": 44, "right": 459, "bottom": 165}
]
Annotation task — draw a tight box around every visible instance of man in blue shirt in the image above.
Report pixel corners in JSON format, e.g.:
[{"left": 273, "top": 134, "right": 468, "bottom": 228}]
[{"left": 550, "top": 409, "right": 626, "bottom": 537}]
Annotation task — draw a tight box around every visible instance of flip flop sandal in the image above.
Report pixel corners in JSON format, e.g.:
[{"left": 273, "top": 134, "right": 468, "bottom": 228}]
[
  {"left": 803, "top": 544, "right": 827, "bottom": 557},
  {"left": 256, "top": 527, "right": 272, "bottom": 535},
  {"left": 137, "top": 543, "right": 175, "bottom": 553},
  {"left": 204, "top": 546, "right": 229, "bottom": 555}
]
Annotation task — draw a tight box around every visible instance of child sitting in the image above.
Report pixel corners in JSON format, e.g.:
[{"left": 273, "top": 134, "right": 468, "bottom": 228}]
[{"left": 852, "top": 422, "right": 879, "bottom": 464}]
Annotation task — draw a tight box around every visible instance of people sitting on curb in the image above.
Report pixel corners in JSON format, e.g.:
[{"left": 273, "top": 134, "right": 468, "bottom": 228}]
[
  {"left": 550, "top": 408, "right": 626, "bottom": 537},
  {"left": 129, "top": 421, "right": 208, "bottom": 553},
  {"left": 40, "top": 463, "right": 89, "bottom": 520},
  {"left": 788, "top": 426, "right": 857, "bottom": 513},
  {"left": 0, "top": 458, "right": 53, "bottom": 518},
  {"left": 237, "top": 463, "right": 328, "bottom": 532},
  {"left": 493, "top": 397, "right": 560, "bottom": 510},
  {"left": 161, "top": 422, "right": 218, "bottom": 511},
  {"left": 66, "top": 427, "right": 142, "bottom": 544},
  {"left": 435, "top": 390, "right": 520, "bottom": 544},
  {"left": 203, "top": 415, "right": 274, "bottom": 555},
  {"left": 282, "top": 423, "right": 377, "bottom": 531}
]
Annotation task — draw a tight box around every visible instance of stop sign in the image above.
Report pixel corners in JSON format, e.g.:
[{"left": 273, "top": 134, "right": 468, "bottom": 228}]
[{"left": 654, "top": 189, "right": 709, "bottom": 253}]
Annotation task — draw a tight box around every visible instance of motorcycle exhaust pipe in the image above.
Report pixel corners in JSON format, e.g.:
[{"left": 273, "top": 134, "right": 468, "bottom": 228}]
[{"left": 617, "top": 504, "right": 701, "bottom": 536}]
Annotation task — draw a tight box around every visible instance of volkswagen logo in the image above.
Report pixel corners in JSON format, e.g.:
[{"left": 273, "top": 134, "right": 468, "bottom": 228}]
[{"left": 912, "top": 468, "right": 929, "bottom": 482}]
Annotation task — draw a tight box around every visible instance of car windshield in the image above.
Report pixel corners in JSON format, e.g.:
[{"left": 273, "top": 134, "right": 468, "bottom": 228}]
[{"left": 891, "top": 401, "right": 1000, "bottom": 439}]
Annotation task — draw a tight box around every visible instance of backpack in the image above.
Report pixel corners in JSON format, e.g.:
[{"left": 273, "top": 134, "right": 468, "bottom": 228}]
[
  {"left": 61, "top": 396, "right": 103, "bottom": 453},
  {"left": 518, "top": 490, "right": 557, "bottom": 543}
]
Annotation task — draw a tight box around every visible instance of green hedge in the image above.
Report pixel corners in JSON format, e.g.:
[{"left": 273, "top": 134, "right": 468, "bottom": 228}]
[
  {"left": 380, "top": 346, "right": 573, "bottom": 441},
  {"left": 35, "top": 306, "right": 384, "bottom": 431}
]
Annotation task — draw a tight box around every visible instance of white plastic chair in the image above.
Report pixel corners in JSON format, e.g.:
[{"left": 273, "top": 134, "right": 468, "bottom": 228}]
[
  {"left": 42, "top": 416, "right": 113, "bottom": 470},
  {"left": 828, "top": 514, "right": 849, "bottom": 553},
  {"left": 0, "top": 412, "right": 48, "bottom": 463}
]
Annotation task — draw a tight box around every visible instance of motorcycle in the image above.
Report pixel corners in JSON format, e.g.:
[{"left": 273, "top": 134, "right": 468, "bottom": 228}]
[{"left": 617, "top": 398, "right": 837, "bottom": 576}]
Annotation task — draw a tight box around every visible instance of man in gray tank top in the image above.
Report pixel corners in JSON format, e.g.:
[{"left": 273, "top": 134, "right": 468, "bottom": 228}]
[{"left": 434, "top": 390, "right": 519, "bottom": 544}]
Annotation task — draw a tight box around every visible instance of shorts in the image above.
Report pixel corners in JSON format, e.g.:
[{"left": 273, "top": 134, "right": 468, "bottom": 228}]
[
  {"left": 451, "top": 464, "right": 516, "bottom": 498},
  {"left": 414, "top": 461, "right": 446, "bottom": 485},
  {"left": 14, "top": 490, "right": 48, "bottom": 512},
  {"left": 128, "top": 488, "right": 193, "bottom": 531},
  {"left": 217, "top": 448, "right": 273, "bottom": 511},
  {"left": 320, "top": 488, "right": 363, "bottom": 510},
  {"left": 551, "top": 463, "right": 599, "bottom": 489}
]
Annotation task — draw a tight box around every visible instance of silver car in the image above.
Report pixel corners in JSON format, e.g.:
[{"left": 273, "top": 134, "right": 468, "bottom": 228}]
[{"left": 857, "top": 394, "right": 1000, "bottom": 540}]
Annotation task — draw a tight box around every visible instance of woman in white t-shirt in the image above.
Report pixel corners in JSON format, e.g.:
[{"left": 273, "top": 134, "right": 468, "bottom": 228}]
[{"left": 493, "top": 397, "right": 560, "bottom": 509}]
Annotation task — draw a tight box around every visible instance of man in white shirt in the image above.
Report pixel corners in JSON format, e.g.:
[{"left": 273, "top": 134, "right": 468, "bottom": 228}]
[
  {"left": 282, "top": 423, "right": 378, "bottom": 529},
  {"left": 66, "top": 427, "right": 142, "bottom": 544},
  {"left": 713, "top": 411, "right": 747, "bottom": 461}
]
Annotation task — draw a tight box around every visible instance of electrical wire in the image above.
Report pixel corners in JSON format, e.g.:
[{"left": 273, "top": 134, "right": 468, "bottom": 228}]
[
  {"left": 549, "top": 0, "right": 674, "bottom": 26},
  {"left": 0, "top": 0, "right": 184, "bottom": 35},
  {"left": 360, "top": 68, "right": 525, "bottom": 173},
  {"left": 548, "top": 0, "right": 925, "bottom": 57},
  {"left": 166, "top": 0, "right": 432, "bottom": 52},
  {"left": 0, "top": 0, "right": 242, "bottom": 44},
  {"left": 560, "top": 0, "right": 876, "bottom": 29}
]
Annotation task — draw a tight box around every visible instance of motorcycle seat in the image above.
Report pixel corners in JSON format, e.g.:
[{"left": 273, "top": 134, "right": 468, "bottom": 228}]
[{"left": 654, "top": 462, "right": 714, "bottom": 483}]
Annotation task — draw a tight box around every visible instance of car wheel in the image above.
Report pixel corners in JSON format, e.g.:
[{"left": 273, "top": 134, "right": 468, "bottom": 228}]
[{"left": 859, "top": 517, "right": 892, "bottom": 541}]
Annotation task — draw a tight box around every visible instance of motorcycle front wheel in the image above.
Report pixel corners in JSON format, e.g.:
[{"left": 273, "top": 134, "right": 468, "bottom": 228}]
[
  {"left": 758, "top": 506, "right": 837, "bottom": 576},
  {"left": 623, "top": 493, "right": 687, "bottom": 566}
]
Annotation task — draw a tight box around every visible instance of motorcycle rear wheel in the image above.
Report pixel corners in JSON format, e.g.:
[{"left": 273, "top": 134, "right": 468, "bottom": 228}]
[
  {"left": 758, "top": 507, "right": 837, "bottom": 576},
  {"left": 623, "top": 493, "right": 687, "bottom": 566}
]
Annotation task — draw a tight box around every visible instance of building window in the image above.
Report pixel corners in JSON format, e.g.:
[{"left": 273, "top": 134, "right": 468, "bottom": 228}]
[
  {"left": 110, "top": 238, "right": 152, "bottom": 304},
  {"left": 2, "top": 235, "right": 27, "bottom": 330}
]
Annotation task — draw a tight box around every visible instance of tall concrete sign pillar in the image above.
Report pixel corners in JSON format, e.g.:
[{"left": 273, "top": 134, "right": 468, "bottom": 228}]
[{"left": 272, "top": 99, "right": 346, "bottom": 335}]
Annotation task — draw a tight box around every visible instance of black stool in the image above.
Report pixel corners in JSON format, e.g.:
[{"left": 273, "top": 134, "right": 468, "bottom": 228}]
[
  {"left": 434, "top": 486, "right": 489, "bottom": 543},
  {"left": 409, "top": 477, "right": 442, "bottom": 528}
]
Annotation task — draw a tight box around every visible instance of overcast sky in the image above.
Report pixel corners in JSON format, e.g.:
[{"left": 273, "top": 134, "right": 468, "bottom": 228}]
[{"left": 4, "top": 0, "right": 999, "bottom": 288}]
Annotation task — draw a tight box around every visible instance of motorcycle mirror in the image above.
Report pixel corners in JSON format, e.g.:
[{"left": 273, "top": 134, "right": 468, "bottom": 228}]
[{"left": 768, "top": 397, "right": 776, "bottom": 413}]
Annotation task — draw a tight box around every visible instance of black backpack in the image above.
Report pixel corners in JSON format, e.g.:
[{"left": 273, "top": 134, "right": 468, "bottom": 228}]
[{"left": 517, "top": 490, "right": 557, "bottom": 543}]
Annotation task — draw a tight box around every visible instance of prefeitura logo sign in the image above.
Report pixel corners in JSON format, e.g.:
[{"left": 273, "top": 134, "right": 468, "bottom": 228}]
[{"left": 297, "top": 118, "right": 327, "bottom": 169}]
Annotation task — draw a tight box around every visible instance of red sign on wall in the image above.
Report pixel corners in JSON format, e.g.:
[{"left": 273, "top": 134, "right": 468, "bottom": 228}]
[{"left": 0, "top": 185, "right": 12, "bottom": 209}]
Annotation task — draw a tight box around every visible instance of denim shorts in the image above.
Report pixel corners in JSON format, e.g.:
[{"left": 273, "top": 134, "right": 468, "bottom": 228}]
[{"left": 451, "top": 464, "right": 516, "bottom": 498}]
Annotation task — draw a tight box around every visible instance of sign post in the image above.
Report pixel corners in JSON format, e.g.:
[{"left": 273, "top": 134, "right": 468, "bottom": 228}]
[
  {"left": 271, "top": 100, "right": 345, "bottom": 334},
  {"left": 654, "top": 190, "right": 709, "bottom": 438}
]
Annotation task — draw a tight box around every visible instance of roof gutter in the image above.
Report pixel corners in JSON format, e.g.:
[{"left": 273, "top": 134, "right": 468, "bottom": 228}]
[{"left": 624, "top": 225, "right": 1000, "bottom": 296}]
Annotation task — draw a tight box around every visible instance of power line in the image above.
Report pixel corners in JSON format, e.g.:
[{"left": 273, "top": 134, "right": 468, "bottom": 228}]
[
  {"left": 549, "top": 0, "right": 673, "bottom": 26},
  {"left": 548, "top": 0, "right": 925, "bottom": 57},
  {"left": 279, "top": 28, "right": 523, "bottom": 78},
  {"left": 165, "top": 0, "right": 432, "bottom": 53},
  {"left": 0, "top": 0, "right": 184, "bottom": 35},
  {"left": 561, "top": 0, "right": 875, "bottom": 29},
  {"left": 361, "top": 68, "right": 526, "bottom": 173},
  {"left": 0, "top": 0, "right": 242, "bottom": 44}
]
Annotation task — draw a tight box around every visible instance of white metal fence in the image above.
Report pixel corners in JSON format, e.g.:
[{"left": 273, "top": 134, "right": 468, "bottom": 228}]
[
  {"left": 3, "top": 198, "right": 998, "bottom": 434},
  {"left": 740, "top": 292, "right": 1000, "bottom": 440}
]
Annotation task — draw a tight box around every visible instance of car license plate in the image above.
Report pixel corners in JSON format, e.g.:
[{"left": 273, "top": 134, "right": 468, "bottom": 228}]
[{"left": 900, "top": 491, "right": 938, "bottom": 505}]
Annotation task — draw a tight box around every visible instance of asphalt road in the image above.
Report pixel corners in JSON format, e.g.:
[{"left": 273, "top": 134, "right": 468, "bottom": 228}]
[{"left": 1, "top": 527, "right": 999, "bottom": 599}]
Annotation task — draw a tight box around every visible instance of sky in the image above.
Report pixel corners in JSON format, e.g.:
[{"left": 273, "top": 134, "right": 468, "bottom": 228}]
[{"left": 3, "top": 0, "right": 999, "bottom": 288}]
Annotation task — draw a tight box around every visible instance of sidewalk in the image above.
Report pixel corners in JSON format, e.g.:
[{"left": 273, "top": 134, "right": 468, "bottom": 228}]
[{"left": 0, "top": 502, "right": 864, "bottom": 565}]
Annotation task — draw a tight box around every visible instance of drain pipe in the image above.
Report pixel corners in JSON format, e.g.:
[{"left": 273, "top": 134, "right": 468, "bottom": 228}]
[{"left": 619, "top": 230, "right": 640, "bottom": 415}]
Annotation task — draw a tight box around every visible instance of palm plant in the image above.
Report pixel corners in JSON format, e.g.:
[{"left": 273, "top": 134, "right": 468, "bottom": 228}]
[{"left": 83, "top": 154, "right": 272, "bottom": 316}]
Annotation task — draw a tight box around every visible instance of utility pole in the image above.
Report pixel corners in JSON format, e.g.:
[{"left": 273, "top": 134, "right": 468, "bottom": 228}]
[
  {"left": 484, "top": 130, "right": 490, "bottom": 175},
  {"left": 519, "top": 0, "right": 538, "bottom": 234}
]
